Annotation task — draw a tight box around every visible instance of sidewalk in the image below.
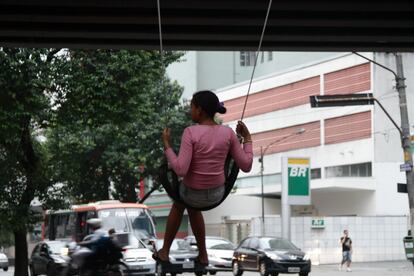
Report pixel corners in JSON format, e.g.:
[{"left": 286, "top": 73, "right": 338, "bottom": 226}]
[{"left": 313, "top": 261, "right": 413, "bottom": 276}]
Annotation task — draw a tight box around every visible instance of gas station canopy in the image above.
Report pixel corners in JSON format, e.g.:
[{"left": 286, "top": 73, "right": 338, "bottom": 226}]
[{"left": 1, "top": 0, "right": 414, "bottom": 51}]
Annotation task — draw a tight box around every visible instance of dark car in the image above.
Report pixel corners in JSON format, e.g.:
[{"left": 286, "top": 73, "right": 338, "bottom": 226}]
[
  {"left": 29, "top": 240, "right": 71, "bottom": 276},
  {"left": 232, "top": 236, "right": 311, "bottom": 276}
]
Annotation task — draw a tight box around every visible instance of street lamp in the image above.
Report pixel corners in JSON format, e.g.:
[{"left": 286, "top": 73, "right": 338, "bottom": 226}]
[{"left": 258, "top": 127, "right": 306, "bottom": 235}]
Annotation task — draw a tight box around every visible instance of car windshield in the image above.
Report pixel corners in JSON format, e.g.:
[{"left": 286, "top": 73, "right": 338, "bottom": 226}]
[
  {"left": 98, "top": 208, "right": 154, "bottom": 239},
  {"left": 126, "top": 209, "right": 155, "bottom": 239},
  {"left": 260, "top": 238, "right": 298, "bottom": 251},
  {"left": 48, "top": 242, "right": 66, "bottom": 255},
  {"left": 206, "top": 239, "right": 235, "bottom": 250},
  {"left": 98, "top": 209, "right": 129, "bottom": 233}
]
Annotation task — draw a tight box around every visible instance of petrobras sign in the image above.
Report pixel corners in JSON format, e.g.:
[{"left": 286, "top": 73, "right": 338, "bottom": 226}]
[{"left": 282, "top": 157, "right": 311, "bottom": 205}]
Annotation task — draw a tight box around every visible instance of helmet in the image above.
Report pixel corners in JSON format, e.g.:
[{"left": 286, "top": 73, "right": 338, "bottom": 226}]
[{"left": 86, "top": 218, "right": 102, "bottom": 229}]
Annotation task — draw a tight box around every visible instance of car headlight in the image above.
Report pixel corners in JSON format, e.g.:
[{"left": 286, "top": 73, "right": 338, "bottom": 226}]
[
  {"left": 61, "top": 248, "right": 69, "bottom": 256},
  {"left": 303, "top": 253, "right": 310, "bottom": 261},
  {"left": 267, "top": 253, "right": 281, "bottom": 260}
]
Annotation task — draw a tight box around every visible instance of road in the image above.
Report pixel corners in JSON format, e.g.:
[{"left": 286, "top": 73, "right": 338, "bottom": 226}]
[{"left": 2, "top": 261, "right": 413, "bottom": 276}]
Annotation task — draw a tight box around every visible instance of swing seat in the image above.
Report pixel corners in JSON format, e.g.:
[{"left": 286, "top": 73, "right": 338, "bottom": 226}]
[{"left": 158, "top": 155, "right": 239, "bottom": 211}]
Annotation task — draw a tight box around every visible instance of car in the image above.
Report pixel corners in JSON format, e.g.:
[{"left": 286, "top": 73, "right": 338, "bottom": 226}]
[
  {"left": 0, "top": 252, "right": 8, "bottom": 271},
  {"left": 184, "top": 236, "right": 235, "bottom": 274},
  {"left": 232, "top": 236, "right": 311, "bottom": 276},
  {"left": 122, "top": 233, "right": 156, "bottom": 275},
  {"left": 156, "top": 239, "right": 198, "bottom": 275},
  {"left": 29, "top": 240, "right": 71, "bottom": 276}
]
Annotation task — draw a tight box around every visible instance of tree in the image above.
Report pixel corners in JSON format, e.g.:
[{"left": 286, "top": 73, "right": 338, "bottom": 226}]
[
  {"left": 0, "top": 48, "right": 66, "bottom": 276},
  {"left": 48, "top": 49, "right": 191, "bottom": 203}
]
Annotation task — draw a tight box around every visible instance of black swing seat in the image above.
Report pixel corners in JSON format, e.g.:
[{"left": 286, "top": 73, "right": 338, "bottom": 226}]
[
  {"left": 155, "top": 261, "right": 207, "bottom": 276},
  {"left": 158, "top": 154, "right": 240, "bottom": 211}
]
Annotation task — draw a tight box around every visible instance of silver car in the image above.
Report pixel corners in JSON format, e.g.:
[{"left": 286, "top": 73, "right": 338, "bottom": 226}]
[
  {"left": 156, "top": 239, "right": 198, "bottom": 273},
  {"left": 184, "top": 236, "right": 235, "bottom": 274},
  {"left": 121, "top": 233, "right": 156, "bottom": 275},
  {"left": 0, "top": 252, "right": 8, "bottom": 272}
]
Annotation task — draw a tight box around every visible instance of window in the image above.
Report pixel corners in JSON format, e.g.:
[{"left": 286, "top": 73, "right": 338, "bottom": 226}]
[
  {"left": 240, "top": 238, "right": 251, "bottom": 248},
  {"left": 311, "top": 168, "right": 321, "bottom": 179},
  {"left": 325, "top": 162, "right": 372, "bottom": 178},
  {"left": 259, "top": 238, "right": 298, "bottom": 251},
  {"left": 240, "top": 51, "right": 256, "bottom": 66},
  {"left": 249, "top": 238, "right": 260, "bottom": 249},
  {"left": 205, "top": 238, "right": 235, "bottom": 250},
  {"left": 268, "top": 51, "right": 273, "bottom": 61}
]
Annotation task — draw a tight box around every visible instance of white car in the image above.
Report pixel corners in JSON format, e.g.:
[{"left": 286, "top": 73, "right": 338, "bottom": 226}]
[
  {"left": 122, "top": 234, "right": 156, "bottom": 275},
  {"left": 184, "top": 236, "right": 235, "bottom": 274},
  {"left": 0, "top": 252, "right": 8, "bottom": 271}
]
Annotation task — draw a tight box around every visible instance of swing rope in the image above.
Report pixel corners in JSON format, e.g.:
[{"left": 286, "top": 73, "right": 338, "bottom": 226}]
[
  {"left": 240, "top": 0, "right": 273, "bottom": 121},
  {"left": 156, "top": 0, "right": 169, "bottom": 127},
  {"left": 152, "top": 0, "right": 273, "bottom": 211}
]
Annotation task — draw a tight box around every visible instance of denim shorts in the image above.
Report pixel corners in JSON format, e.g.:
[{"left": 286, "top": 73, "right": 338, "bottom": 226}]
[
  {"left": 342, "top": 251, "right": 352, "bottom": 262},
  {"left": 179, "top": 184, "right": 225, "bottom": 209}
]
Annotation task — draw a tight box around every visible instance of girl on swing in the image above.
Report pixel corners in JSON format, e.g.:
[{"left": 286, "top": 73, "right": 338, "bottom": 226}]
[{"left": 154, "top": 90, "right": 253, "bottom": 265}]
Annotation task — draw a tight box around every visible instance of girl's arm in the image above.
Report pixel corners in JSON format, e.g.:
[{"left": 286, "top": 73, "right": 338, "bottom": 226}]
[
  {"left": 229, "top": 130, "right": 253, "bottom": 172},
  {"left": 164, "top": 128, "right": 193, "bottom": 177}
]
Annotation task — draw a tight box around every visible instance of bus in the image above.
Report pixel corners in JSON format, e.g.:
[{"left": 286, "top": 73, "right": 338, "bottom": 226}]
[{"left": 43, "top": 200, "right": 157, "bottom": 243}]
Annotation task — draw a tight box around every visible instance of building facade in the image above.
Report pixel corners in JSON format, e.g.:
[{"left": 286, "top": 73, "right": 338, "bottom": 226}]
[{"left": 149, "top": 52, "right": 414, "bottom": 245}]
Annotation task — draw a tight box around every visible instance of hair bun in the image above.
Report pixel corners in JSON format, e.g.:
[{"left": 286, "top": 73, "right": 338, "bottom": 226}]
[{"left": 217, "top": 102, "right": 227, "bottom": 114}]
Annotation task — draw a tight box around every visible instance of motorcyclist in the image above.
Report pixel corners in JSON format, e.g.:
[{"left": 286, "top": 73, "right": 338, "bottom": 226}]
[{"left": 79, "top": 219, "right": 123, "bottom": 275}]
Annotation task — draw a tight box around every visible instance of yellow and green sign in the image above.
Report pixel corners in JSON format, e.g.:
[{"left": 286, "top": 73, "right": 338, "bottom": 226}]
[{"left": 282, "top": 157, "right": 311, "bottom": 205}]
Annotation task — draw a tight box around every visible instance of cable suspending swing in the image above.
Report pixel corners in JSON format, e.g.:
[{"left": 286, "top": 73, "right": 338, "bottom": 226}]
[{"left": 156, "top": 0, "right": 273, "bottom": 211}]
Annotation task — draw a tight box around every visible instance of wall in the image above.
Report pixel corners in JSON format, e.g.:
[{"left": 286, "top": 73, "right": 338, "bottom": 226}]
[
  {"left": 203, "top": 195, "right": 281, "bottom": 224},
  {"left": 197, "top": 51, "right": 235, "bottom": 93},
  {"left": 168, "top": 51, "right": 343, "bottom": 100},
  {"left": 374, "top": 162, "right": 410, "bottom": 215},
  {"left": 311, "top": 190, "right": 376, "bottom": 216},
  {"left": 251, "top": 216, "right": 409, "bottom": 264},
  {"left": 166, "top": 51, "right": 197, "bottom": 100}
]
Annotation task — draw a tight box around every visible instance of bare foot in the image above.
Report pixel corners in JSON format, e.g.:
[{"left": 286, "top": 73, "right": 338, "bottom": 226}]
[{"left": 155, "top": 248, "right": 170, "bottom": 262}]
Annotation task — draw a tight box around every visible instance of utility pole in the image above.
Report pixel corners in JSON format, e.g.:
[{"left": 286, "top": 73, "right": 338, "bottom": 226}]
[{"left": 395, "top": 53, "right": 414, "bottom": 231}]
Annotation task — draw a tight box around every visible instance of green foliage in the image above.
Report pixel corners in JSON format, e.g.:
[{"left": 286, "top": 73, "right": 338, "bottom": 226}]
[
  {"left": 48, "top": 49, "right": 191, "bottom": 203},
  {"left": 0, "top": 48, "right": 66, "bottom": 231}
]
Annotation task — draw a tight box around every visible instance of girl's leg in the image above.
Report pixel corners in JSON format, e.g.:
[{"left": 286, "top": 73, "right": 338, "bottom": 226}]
[
  {"left": 158, "top": 201, "right": 185, "bottom": 260},
  {"left": 187, "top": 208, "right": 208, "bottom": 264}
]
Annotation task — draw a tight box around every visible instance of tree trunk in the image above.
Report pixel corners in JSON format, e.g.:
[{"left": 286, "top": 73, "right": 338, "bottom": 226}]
[
  {"left": 14, "top": 121, "right": 37, "bottom": 276},
  {"left": 14, "top": 228, "right": 29, "bottom": 276}
]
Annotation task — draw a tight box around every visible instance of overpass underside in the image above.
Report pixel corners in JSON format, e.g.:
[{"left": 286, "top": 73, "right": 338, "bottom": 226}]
[{"left": 1, "top": 0, "right": 414, "bottom": 51}]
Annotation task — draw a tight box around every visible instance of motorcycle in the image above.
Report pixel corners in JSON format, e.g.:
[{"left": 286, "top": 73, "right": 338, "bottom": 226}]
[{"left": 67, "top": 234, "right": 129, "bottom": 276}]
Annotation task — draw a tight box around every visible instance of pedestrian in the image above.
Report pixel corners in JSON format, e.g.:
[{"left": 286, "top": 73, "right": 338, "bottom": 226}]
[
  {"left": 339, "top": 229, "right": 352, "bottom": 272},
  {"left": 154, "top": 90, "right": 253, "bottom": 266}
]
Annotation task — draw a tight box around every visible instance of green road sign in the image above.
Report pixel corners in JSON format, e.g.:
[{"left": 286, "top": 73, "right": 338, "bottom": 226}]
[{"left": 311, "top": 217, "right": 325, "bottom": 228}]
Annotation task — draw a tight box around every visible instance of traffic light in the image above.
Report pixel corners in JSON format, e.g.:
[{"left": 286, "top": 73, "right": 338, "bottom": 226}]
[{"left": 310, "top": 93, "right": 375, "bottom": 107}]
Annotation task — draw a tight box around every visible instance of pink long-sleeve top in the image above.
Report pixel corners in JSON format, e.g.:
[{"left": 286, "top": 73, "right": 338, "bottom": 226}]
[{"left": 165, "top": 125, "right": 253, "bottom": 190}]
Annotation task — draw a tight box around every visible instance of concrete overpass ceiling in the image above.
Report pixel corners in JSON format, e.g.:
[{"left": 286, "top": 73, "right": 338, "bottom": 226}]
[{"left": 1, "top": 0, "right": 414, "bottom": 51}]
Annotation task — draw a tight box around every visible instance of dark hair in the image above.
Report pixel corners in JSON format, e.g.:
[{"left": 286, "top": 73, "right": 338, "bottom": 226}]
[{"left": 192, "top": 90, "right": 227, "bottom": 118}]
